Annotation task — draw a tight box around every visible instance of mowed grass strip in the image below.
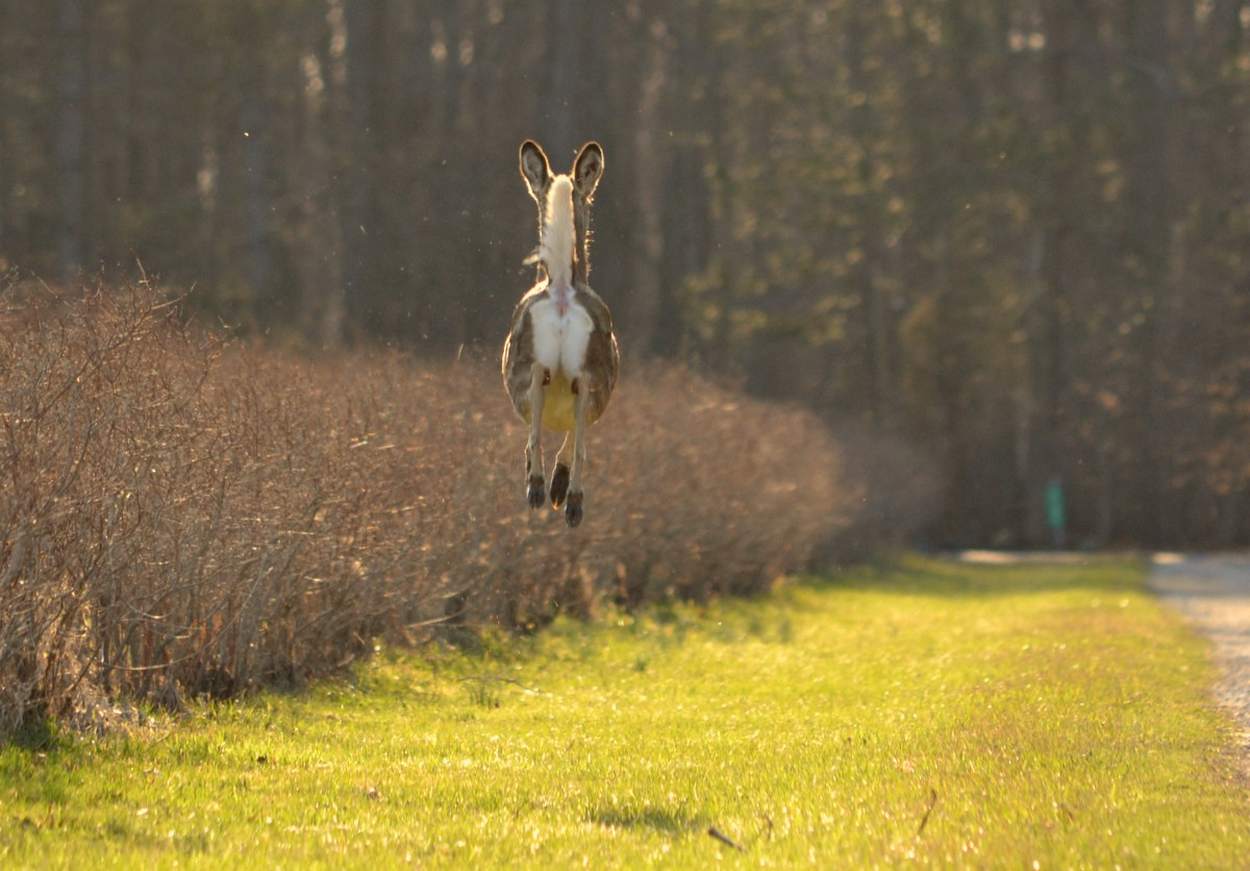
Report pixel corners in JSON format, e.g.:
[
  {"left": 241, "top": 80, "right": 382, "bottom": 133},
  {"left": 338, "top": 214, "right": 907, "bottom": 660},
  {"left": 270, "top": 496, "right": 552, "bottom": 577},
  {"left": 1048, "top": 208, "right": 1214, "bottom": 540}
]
[{"left": 3, "top": 558, "right": 1249, "bottom": 868}]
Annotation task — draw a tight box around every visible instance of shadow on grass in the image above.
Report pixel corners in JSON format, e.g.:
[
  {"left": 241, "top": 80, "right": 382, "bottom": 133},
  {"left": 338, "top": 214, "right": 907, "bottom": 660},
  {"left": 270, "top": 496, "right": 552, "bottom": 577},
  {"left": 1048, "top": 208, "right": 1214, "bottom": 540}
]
[
  {"left": 588, "top": 804, "right": 700, "bottom": 833},
  {"left": 0, "top": 716, "right": 73, "bottom": 806},
  {"left": 810, "top": 554, "right": 1143, "bottom": 600},
  {"left": 3, "top": 715, "right": 62, "bottom": 753}
]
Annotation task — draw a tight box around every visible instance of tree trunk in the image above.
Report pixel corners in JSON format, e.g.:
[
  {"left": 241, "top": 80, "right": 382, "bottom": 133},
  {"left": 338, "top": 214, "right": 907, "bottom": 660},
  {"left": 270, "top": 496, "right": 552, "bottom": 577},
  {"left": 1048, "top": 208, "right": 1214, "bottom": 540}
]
[
  {"left": 241, "top": 92, "right": 272, "bottom": 297},
  {"left": 1125, "top": 0, "right": 1171, "bottom": 542},
  {"left": 846, "top": 5, "right": 889, "bottom": 424},
  {"left": 629, "top": 17, "right": 668, "bottom": 354},
  {"left": 1025, "top": 0, "right": 1076, "bottom": 546},
  {"left": 341, "top": 0, "right": 385, "bottom": 339},
  {"left": 57, "top": 0, "right": 89, "bottom": 281},
  {"left": 0, "top": 0, "right": 10, "bottom": 257}
]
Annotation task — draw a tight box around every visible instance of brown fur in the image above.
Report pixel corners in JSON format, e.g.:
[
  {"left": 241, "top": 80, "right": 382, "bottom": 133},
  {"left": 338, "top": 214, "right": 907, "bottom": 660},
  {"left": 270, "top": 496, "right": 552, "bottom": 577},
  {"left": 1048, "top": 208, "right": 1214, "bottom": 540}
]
[
  {"left": 500, "top": 279, "right": 619, "bottom": 428},
  {"left": 502, "top": 140, "right": 618, "bottom": 431}
]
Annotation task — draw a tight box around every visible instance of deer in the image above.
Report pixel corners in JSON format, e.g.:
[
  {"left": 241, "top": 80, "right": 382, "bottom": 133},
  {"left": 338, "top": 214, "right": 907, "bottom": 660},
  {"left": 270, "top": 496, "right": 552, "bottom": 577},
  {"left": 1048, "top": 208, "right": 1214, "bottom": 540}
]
[{"left": 502, "top": 140, "right": 619, "bottom": 528}]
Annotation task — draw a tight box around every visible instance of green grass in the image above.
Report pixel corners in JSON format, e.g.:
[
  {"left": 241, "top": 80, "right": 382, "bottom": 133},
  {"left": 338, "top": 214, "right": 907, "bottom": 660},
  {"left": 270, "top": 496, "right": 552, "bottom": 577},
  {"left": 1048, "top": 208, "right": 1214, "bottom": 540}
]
[{"left": 3, "top": 557, "right": 1250, "bottom": 868}]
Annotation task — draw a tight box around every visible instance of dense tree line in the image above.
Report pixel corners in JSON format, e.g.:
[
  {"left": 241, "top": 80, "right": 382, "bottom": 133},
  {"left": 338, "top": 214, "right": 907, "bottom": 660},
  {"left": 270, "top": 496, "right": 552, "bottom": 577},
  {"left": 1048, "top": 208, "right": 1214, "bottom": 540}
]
[{"left": 2, "top": 1, "right": 1248, "bottom": 548}]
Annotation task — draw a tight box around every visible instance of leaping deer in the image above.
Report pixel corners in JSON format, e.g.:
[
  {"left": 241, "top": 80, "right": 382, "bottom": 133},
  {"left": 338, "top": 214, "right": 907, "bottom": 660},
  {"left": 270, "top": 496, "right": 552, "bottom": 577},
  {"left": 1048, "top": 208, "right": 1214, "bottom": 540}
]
[{"left": 502, "top": 140, "right": 619, "bottom": 528}]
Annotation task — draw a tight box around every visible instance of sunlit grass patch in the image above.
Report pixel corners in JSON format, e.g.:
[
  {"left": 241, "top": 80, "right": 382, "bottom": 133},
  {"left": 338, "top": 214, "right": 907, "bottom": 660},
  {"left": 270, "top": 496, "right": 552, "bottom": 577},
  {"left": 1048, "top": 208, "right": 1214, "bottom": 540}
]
[{"left": 3, "top": 557, "right": 1249, "bottom": 868}]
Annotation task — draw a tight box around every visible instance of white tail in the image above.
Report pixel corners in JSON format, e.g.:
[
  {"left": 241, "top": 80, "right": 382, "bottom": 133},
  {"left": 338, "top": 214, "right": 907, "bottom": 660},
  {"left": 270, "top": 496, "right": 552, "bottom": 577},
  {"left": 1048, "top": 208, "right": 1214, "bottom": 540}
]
[{"left": 539, "top": 175, "right": 575, "bottom": 288}]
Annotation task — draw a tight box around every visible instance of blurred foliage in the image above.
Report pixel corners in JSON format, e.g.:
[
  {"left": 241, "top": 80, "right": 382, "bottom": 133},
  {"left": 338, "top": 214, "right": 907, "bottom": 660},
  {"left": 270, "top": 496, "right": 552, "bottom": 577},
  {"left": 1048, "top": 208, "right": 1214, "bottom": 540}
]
[{"left": 2, "top": 0, "right": 1249, "bottom": 546}]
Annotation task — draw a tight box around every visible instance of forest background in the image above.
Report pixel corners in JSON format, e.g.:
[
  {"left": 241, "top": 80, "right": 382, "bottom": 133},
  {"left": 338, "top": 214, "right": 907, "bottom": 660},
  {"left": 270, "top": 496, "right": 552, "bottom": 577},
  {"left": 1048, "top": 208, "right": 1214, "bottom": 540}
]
[{"left": 3, "top": 0, "right": 1249, "bottom": 549}]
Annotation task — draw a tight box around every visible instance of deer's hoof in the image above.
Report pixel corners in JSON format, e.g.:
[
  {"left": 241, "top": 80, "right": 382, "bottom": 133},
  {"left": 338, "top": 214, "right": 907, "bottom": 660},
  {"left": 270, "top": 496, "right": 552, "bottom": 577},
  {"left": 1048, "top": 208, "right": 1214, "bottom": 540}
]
[
  {"left": 527, "top": 476, "right": 546, "bottom": 509},
  {"left": 564, "top": 491, "right": 584, "bottom": 528},
  {"left": 550, "top": 464, "right": 571, "bottom": 508}
]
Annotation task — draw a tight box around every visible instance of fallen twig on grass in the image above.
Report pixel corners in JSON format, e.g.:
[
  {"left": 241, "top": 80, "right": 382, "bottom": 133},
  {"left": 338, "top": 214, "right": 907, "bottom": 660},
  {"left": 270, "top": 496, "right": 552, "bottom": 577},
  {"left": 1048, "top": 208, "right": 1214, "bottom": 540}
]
[
  {"left": 917, "top": 788, "right": 938, "bottom": 835},
  {"left": 707, "top": 825, "right": 745, "bottom": 852}
]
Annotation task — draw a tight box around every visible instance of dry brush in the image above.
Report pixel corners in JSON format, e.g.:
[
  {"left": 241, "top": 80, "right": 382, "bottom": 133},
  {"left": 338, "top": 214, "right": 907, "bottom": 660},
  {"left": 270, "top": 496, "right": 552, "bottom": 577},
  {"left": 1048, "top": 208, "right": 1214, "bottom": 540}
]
[{"left": 0, "top": 285, "right": 857, "bottom": 733}]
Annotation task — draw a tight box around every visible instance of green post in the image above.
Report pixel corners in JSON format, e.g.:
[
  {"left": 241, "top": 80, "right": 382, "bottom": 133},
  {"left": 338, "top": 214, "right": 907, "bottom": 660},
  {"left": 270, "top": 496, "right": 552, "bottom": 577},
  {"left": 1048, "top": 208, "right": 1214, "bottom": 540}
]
[{"left": 1044, "top": 477, "right": 1066, "bottom": 549}]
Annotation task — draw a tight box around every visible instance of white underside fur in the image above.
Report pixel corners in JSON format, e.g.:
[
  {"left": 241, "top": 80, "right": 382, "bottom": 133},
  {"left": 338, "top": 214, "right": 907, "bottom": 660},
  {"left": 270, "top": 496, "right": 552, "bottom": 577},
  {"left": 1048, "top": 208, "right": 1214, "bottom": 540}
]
[{"left": 529, "top": 288, "right": 592, "bottom": 378}]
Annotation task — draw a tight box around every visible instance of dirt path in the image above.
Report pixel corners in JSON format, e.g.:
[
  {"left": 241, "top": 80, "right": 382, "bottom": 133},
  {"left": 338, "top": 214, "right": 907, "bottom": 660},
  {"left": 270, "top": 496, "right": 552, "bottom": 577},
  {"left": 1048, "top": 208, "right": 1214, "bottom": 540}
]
[{"left": 1148, "top": 553, "right": 1250, "bottom": 760}]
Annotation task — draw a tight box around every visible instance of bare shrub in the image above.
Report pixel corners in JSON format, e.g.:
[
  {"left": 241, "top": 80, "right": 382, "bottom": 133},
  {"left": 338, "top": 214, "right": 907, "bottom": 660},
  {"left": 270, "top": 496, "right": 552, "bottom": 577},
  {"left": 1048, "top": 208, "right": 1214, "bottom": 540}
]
[{"left": 0, "top": 284, "right": 852, "bottom": 733}]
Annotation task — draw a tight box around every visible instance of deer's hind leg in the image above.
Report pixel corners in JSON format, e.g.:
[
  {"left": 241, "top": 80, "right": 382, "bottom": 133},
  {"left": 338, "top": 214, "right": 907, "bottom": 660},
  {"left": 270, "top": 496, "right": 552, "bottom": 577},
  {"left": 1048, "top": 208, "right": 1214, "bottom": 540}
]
[
  {"left": 525, "top": 363, "right": 547, "bottom": 509},
  {"left": 564, "top": 382, "right": 589, "bottom": 528},
  {"left": 550, "top": 433, "right": 573, "bottom": 509}
]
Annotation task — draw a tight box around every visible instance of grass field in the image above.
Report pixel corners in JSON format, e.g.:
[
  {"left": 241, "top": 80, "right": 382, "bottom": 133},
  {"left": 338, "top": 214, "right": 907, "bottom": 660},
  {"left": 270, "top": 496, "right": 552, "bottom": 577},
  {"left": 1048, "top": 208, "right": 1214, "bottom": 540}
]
[{"left": 3, "top": 557, "right": 1249, "bottom": 868}]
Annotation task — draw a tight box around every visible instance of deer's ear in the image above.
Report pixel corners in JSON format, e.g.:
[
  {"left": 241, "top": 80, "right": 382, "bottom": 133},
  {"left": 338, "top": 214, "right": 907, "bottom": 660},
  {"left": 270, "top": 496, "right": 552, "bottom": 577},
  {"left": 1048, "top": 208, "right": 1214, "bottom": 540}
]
[
  {"left": 572, "top": 141, "right": 604, "bottom": 201},
  {"left": 519, "top": 140, "right": 551, "bottom": 203}
]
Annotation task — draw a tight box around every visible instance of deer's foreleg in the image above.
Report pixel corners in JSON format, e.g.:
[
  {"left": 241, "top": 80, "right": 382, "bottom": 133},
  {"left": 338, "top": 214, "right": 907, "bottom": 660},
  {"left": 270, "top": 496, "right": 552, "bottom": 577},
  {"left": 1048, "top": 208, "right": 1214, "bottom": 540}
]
[
  {"left": 525, "top": 363, "right": 547, "bottom": 509},
  {"left": 564, "top": 381, "right": 589, "bottom": 527}
]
